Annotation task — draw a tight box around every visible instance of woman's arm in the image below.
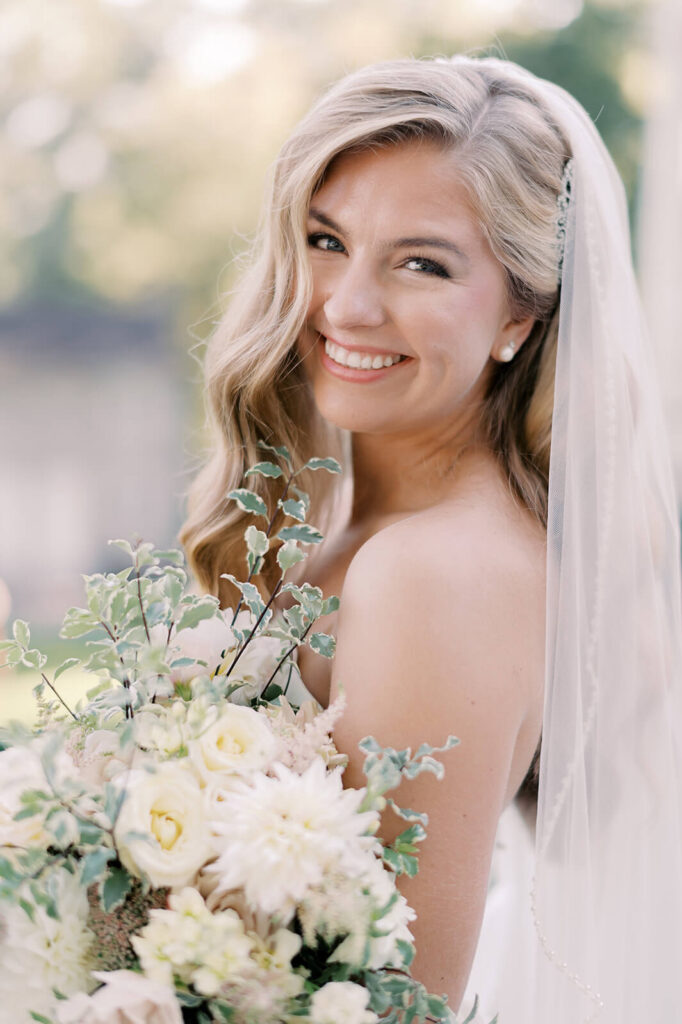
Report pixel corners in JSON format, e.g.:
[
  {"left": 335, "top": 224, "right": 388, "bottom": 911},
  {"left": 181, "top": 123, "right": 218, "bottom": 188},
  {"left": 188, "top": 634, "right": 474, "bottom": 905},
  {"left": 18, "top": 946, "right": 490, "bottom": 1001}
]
[{"left": 330, "top": 517, "right": 543, "bottom": 1011}]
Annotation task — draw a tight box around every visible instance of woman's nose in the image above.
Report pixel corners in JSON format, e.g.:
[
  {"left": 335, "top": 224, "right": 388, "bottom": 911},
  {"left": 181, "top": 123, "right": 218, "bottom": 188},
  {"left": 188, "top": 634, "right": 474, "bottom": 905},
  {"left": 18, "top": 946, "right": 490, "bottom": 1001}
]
[{"left": 322, "top": 260, "right": 387, "bottom": 331}]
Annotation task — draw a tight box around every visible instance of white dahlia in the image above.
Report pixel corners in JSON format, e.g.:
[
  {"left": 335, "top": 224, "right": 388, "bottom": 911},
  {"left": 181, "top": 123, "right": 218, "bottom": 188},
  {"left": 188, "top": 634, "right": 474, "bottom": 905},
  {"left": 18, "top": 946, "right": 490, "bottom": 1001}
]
[
  {"left": 206, "top": 758, "right": 379, "bottom": 920},
  {"left": 299, "top": 852, "right": 415, "bottom": 971},
  {"left": 328, "top": 855, "right": 416, "bottom": 969},
  {"left": 0, "top": 869, "right": 95, "bottom": 1024}
]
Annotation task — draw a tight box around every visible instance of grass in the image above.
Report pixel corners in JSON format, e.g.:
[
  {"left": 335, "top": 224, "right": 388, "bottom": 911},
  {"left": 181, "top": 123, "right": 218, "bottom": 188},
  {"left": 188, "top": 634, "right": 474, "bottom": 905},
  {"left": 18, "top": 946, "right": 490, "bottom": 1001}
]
[
  {"left": 1, "top": 665, "right": 94, "bottom": 726},
  {"left": 1, "top": 631, "right": 92, "bottom": 726}
]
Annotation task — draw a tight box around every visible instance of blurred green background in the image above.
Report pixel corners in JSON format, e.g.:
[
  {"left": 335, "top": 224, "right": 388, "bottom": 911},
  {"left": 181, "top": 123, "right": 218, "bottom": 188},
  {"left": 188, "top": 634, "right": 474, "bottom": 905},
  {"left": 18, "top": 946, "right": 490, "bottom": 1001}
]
[{"left": 2, "top": 0, "right": 680, "bottom": 721}]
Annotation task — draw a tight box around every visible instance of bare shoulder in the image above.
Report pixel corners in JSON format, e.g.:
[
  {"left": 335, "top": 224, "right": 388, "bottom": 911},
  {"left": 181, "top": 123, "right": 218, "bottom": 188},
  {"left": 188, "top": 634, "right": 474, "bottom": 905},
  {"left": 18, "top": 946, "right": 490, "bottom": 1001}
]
[
  {"left": 331, "top": 497, "right": 546, "bottom": 786},
  {"left": 338, "top": 500, "right": 546, "bottom": 708}
]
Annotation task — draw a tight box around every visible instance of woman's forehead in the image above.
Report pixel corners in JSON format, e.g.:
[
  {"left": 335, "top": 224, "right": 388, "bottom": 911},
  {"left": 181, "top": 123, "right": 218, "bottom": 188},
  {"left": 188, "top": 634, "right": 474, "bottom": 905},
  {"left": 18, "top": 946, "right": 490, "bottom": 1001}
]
[{"left": 310, "top": 140, "right": 483, "bottom": 252}]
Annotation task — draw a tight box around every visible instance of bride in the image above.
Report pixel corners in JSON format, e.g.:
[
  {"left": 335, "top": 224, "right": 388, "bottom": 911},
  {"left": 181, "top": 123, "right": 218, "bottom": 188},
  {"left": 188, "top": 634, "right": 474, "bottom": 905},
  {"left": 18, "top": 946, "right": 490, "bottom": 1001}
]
[{"left": 181, "top": 57, "right": 682, "bottom": 1021}]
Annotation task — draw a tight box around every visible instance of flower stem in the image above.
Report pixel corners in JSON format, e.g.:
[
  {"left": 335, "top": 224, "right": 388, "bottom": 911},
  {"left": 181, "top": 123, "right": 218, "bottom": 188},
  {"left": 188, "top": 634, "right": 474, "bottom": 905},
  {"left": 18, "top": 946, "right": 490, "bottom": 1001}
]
[
  {"left": 223, "top": 578, "right": 283, "bottom": 680},
  {"left": 99, "top": 619, "right": 134, "bottom": 719},
  {"left": 134, "top": 552, "right": 151, "bottom": 644},
  {"left": 40, "top": 672, "right": 79, "bottom": 722},
  {"left": 261, "top": 621, "right": 312, "bottom": 696}
]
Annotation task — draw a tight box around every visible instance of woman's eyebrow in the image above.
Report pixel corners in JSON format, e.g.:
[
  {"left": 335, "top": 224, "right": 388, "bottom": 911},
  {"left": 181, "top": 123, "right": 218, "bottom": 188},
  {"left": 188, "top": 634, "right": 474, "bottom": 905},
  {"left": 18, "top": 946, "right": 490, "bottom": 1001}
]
[{"left": 308, "top": 206, "right": 469, "bottom": 263}]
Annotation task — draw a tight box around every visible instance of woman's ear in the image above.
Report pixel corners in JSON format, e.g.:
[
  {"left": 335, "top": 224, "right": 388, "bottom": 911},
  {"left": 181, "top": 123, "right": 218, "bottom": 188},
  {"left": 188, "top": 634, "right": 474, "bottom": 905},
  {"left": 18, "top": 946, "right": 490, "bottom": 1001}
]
[{"left": 493, "top": 314, "right": 535, "bottom": 363}]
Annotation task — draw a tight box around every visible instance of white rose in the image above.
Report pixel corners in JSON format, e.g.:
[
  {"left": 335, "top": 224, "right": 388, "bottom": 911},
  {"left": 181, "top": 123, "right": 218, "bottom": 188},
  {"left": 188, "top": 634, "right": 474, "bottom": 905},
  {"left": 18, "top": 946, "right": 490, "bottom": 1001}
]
[
  {"left": 114, "top": 762, "right": 211, "bottom": 888},
  {"left": 134, "top": 706, "right": 185, "bottom": 758},
  {"left": 310, "top": 982, "right": 378, "bottom": 1024},
  {"left": 56, "top": 970, "right": 182, "bottom": 1024},
  {"left": 227, "top": 633, "right": 284, "bottom": 704},
  {"left": 151, "top": 613, "right": 237, "bottom": 685},
  {"left": 76, "top": 730, "right": 129, "bottom": 786},
  {"left": 189, "top": 703, "right": 277, "bottom": 784},
  {"left": 0, "top": 743, "right": 70, "bottom": 848}
]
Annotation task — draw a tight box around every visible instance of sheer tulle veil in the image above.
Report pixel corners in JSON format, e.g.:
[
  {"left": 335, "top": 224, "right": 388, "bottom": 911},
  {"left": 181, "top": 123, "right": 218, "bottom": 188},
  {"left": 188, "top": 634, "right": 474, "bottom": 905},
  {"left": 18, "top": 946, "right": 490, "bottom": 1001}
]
[{"left": 452, "top": 57, "right": 682, "bottom": 1021}]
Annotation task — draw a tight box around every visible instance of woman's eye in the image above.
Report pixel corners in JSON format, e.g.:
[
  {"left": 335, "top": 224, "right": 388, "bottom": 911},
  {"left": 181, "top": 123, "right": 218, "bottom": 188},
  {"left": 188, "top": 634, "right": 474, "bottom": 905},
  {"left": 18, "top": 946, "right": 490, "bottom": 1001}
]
[
  {"left": 403, "top": 256, "right": 451, "bottom": 279},
  {"left": 307, "top": 232, "right": 345, "bottom": 253}
]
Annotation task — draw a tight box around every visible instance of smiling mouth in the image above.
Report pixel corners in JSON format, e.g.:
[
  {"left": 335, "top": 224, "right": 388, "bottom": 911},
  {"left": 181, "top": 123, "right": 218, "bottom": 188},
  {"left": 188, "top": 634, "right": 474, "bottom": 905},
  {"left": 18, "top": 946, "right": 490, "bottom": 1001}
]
[{"left": 322, "top": 336, "right": 408, "bottom": 371}]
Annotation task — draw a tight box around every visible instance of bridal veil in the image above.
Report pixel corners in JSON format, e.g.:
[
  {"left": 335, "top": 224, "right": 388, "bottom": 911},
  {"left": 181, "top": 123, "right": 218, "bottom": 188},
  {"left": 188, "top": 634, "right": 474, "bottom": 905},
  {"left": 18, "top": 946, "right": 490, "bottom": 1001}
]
[{"left": 455, "top": 57, "right": 682, "bottom": 1022}]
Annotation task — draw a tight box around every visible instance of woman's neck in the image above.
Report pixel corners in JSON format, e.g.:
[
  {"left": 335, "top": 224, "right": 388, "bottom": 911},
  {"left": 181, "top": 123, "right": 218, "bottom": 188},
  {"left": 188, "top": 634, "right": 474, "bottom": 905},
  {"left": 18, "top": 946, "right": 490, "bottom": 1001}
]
[{"left": 349, "top": 418, "right": 493, "bottom": 524}]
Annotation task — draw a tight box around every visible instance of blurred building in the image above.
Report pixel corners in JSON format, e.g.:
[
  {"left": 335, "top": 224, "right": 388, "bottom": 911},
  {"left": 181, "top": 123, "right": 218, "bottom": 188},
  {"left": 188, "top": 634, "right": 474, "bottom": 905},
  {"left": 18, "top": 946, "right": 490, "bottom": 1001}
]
[{"left": 0, "top": 299, "right": 188, "bottom": 625}]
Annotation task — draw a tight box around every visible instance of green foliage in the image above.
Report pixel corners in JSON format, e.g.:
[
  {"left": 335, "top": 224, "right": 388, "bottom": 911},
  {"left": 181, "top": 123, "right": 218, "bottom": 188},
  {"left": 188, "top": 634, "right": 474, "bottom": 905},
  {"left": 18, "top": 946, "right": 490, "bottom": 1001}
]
[
  {"left": 60, "top": 608, "right": 100, "bottom": 639},
  {"left": 81, "top": 848, "right": 116, "bottom": 887},
  {"left": 13, "top": 620, "right": 30, "bottom": 648},
  {"left": 210, "top": 1002, "right": 236, "bottom": 1022},
  {"left": 277, "top": 539, "right": 307, "bottom": 571},
  {"left": 381, "top": 823, "right": 427, "bottom": 877},
  {"left": 279, "top": 498, "right": 307, "bottom": 522},
  {"left": 245, "top": 461, "right": 284, "bottom": 479},
  {"left": 227, "top": 488, "right": 269, "bottom": 519},
  {"left": 175, "top": 596, "right": 221, "bottom": 633},
  {"left": 258, "top": 441, "right": 293, "bottom": 469},
  {"left": 305, "top": 457, "right": 342, "bottom": 474},
  {"left": 21, "top": 649, "right": 47, "bottom": 671},
  {"left": 220, "top": 575, "right": 266, "bottom": 620},
  {"left": 99, "top": 865, "right": 134, "bottom": 912},
  {"left": 278, "top": 524, "right": 324, "bottom": 545},
  {"left": 53, "top": 658, "right": 80, "bottom": 681},
  {"left": 309, "top": 633, "right": 336, "bottom": 658},
  {"left": 359, "top": 735, "right": 459, "bottom": 812},
  {"left": 244, "top": 524, "right": 269, "bottom": 574},
  {"left": 385, "top": 799, "right": 428, "bottom": 826}
]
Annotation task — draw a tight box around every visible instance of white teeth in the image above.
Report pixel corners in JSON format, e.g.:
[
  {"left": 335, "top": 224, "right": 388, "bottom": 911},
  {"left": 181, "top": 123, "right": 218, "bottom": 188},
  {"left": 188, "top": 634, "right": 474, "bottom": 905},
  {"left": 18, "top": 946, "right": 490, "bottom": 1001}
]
[{"left": 323, "top": 338, "right": 404, "bottom": 371}]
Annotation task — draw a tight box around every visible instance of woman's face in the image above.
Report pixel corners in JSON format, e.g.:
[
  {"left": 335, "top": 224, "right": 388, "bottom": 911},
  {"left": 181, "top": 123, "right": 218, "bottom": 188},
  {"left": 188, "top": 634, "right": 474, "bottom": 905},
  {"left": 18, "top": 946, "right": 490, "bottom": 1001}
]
[{"left": 297, "top": 138, "right": 532, "bottom": 440}]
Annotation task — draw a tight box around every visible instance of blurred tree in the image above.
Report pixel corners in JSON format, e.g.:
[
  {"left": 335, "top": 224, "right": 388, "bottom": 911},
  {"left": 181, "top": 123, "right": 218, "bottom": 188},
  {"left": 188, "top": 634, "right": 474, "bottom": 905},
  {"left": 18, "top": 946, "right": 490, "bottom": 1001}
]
[
  {"left": 1, "top": 0, "right": 646, "bottom": 324},
  {"left": 498, "top": 2, "right": 644, "bottom": 220}
]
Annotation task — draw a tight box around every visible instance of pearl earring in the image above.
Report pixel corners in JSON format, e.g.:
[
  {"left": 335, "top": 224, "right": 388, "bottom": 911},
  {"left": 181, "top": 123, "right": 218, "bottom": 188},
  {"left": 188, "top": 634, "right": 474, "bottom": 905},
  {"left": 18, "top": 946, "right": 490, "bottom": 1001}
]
[{"left": 499, "top": 341, "right": 517, "bottom": 363}]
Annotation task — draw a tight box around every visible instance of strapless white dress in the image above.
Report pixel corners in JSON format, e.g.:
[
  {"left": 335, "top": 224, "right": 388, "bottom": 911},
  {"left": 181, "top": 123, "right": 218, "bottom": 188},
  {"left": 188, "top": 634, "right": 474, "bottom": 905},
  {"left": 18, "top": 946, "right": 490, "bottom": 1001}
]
[
  {"left": 459, "top": 802, "right": 536, "bottom": 1022},
  {"left": 290, "top": 674, "right": 536, "bottom": 1023}
]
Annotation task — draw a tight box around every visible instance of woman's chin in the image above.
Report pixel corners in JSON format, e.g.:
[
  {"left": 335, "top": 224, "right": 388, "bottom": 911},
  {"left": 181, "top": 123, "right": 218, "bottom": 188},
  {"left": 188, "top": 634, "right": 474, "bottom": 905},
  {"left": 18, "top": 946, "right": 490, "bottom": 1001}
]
[{"left": 313, "top": 401, "right": 391, "bottom": 434}]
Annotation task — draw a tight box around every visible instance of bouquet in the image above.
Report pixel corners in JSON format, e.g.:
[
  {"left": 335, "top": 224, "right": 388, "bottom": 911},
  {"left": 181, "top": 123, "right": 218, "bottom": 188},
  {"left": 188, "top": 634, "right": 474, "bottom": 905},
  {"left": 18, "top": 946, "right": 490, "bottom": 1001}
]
[{"left": 0, "top": 445, "right": 473, "bottom": 1024}]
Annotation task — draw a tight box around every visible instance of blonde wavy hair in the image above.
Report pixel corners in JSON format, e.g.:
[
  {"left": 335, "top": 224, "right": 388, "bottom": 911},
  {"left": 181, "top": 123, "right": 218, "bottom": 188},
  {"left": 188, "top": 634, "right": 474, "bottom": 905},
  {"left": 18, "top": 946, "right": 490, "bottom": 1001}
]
[{"left": 181, "top": 56, "right": 572, "bottom": 603}]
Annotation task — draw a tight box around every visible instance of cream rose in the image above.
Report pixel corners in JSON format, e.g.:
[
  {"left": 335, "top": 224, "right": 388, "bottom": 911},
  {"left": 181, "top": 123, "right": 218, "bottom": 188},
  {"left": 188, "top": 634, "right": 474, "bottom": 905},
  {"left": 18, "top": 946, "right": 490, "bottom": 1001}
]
[
  {"left": 310, "top": 981, "right": 378, "bottom": 1024},
  {"left": 189, "top": 703, "right": 277, "bottom": 784},
  {"left": 114, "top": 762, "right": 211, "bottom": 888},
  {"left": 55, "top": 970, "right": 182, "bottom": 1024}
]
